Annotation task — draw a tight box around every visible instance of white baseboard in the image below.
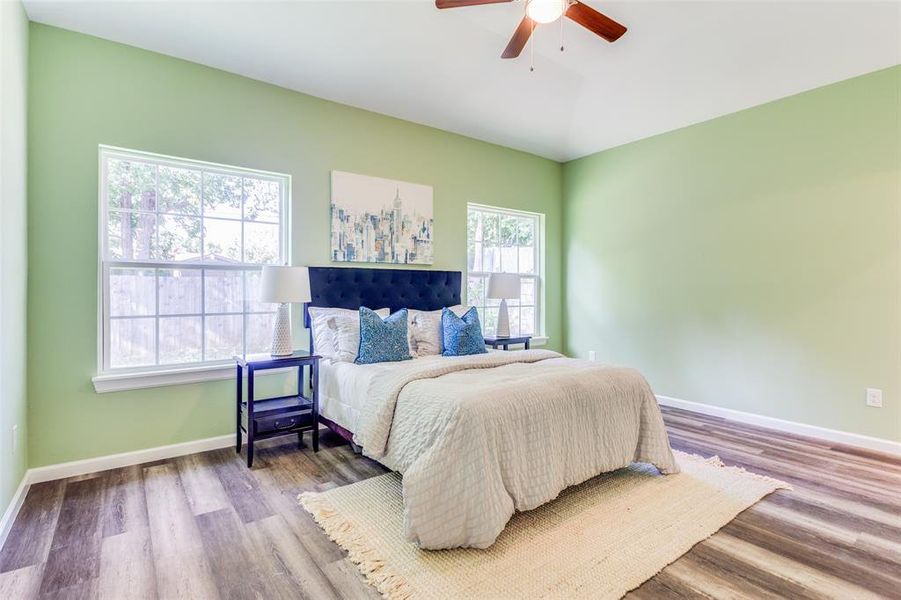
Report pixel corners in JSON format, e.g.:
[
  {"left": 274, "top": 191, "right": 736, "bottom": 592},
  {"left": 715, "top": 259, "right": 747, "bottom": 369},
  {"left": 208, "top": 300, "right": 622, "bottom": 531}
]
[
  {"left": 28, "top": 434, "right": 234, "bottom": 484},
  {"left": 0, "top": 474, "right": 30, "bottom": 552},
  {"left": 657, "top": 395, "right": 901, "bottom": 457}
]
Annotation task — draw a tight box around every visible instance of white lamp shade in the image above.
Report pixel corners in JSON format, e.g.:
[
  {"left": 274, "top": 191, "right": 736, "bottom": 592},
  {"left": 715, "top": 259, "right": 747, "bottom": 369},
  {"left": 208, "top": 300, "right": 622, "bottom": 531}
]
[
  {"left": 487, "top": 273, "right": 521, "bottom": 299},
  {"left": 260, "top": 266, "right": 311, "bottom": 304}
]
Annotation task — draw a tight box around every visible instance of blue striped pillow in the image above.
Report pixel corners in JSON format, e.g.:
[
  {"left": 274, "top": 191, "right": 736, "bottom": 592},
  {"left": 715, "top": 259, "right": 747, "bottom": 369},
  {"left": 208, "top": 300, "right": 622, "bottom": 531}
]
[
  {"left": 356, "top": 307, "right": 412, "bottom": 364},
  {"left": 441, "top": 307, "right": 487, "bottom": 357}
]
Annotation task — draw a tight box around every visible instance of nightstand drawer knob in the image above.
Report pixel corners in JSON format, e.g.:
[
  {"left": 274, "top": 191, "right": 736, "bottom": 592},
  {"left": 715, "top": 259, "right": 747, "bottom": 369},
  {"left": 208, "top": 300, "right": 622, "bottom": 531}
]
[{"left": 274, "top": 417, "right": 297, "bottom": 430}]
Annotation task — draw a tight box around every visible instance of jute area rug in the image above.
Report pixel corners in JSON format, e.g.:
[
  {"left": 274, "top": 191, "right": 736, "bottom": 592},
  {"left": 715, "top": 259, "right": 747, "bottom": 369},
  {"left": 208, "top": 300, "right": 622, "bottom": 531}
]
[{"left": 300, "top": 451, "right": 789, "bottom": 600}]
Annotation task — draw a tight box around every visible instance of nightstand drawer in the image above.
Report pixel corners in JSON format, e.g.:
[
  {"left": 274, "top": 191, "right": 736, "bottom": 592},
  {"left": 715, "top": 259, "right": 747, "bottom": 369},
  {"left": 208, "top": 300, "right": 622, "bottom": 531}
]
[{"left": 254, "top": 411, "right": 313, "bottom": 435}]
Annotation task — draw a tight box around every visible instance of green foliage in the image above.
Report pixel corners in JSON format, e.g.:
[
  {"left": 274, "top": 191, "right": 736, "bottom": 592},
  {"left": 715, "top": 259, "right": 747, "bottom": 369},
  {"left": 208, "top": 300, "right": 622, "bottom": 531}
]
[
  {"left": 158, "top": 214, "right": 201, "bottom": 260},
  {"left": 108, "top": 158, "right": 155, "bottom": 211},
  {"left": 244, "top": 178, "right": 279, "bottom": 222},
  {"left": 468, "top": 209, "right": 534, "bottom": 247},
  {"left": 106, "top": 157, "right": 283, "bottom": 264},
  {"left": 159, "top": 166, "right": 200, "bottom": 214},
  {"left": 204, "top": 173, "right": 242, "bottom": 217},
  {"left": 467, "top": 208, "right": 536, "bottom": 272}
]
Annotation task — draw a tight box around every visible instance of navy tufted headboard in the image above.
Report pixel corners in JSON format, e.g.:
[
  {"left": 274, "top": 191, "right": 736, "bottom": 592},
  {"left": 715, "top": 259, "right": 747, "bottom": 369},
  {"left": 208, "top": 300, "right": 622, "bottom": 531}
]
[{"left": 303, "top": 267, "right": 462, "bottom": 329}]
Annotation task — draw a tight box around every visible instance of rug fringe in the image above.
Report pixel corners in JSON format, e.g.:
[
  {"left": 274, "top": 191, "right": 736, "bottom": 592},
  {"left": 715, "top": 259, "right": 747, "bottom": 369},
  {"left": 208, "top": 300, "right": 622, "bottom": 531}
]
[
  {"left": 674, "top": 450, "right": 793, "bottom": 491},
  {"left": 299, "top": 492, "right": 415, "bottom": 600}
]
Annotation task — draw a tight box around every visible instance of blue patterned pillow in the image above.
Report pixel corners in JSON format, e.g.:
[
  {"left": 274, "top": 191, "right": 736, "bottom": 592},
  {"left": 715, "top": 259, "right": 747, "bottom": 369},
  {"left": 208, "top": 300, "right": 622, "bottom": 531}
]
[
  {"left": 441, "top": 307, "right": 487, "bottom": 357},
  {"left": 356, "top": 307, "right": 412, "bottom": 364}
]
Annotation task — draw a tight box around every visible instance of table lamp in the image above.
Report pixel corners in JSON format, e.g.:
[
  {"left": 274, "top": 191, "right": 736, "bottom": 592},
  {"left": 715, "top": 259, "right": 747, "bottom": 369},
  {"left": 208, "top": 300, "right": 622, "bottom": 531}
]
[
  {"left": 260, "top": 266, "right": 311, "bottom": 357},
  {"left": 487, "top": 273, "right": 521, "bottom": 339}
]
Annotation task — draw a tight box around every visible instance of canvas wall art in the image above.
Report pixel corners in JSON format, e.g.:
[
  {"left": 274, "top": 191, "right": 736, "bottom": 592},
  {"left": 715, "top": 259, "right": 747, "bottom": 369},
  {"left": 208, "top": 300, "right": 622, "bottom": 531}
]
[{"left": 330, "top": 170, "right": 434, "bottom": 264}]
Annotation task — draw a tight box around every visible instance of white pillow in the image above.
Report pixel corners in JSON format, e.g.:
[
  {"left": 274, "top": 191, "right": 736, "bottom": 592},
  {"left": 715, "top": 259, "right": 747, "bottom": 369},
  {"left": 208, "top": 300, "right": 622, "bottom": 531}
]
[
  {"left": 328, "top": 308, "right": 390, "bottom": 362},
  {"left": 408, "top": 305, "right": 469, "bottom": 357},
  {"left": 308, "top": 307, "right": 388, "bottom": 359}
]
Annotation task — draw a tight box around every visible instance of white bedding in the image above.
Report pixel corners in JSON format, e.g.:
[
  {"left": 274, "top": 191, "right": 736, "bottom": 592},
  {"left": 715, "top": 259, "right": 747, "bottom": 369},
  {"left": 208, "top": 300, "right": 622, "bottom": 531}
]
[
  {"left": 321, "top": 350, "right": 679, "bottom": 550},
  {"left": 317, "top": 358, "right": 389, "bottom": 432},
  {"left": 318, "top": 353, "right": 501, "bottom": 431}
]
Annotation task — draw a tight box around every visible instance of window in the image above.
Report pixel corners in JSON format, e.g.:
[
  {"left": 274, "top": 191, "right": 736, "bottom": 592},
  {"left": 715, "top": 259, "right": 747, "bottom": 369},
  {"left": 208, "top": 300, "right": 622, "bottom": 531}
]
[
  {"left": 98, "top": 147, "right": 289, "bottom": 375},
  {"left": 466, "top": 204, "right": 542, "bottom": 337}
]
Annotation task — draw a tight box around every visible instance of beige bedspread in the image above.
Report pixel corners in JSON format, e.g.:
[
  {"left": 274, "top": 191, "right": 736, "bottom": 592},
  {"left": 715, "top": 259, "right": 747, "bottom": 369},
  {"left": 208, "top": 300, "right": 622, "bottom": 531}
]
[{"left": 353, "top": 350, "right": 678, "bottom": 549}]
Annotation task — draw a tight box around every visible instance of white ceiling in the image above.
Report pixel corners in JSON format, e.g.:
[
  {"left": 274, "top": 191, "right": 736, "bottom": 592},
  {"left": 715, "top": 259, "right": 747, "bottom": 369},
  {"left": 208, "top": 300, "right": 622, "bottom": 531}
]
[{"left": 23, "top": 0, "right": 901, "bottom": 161}]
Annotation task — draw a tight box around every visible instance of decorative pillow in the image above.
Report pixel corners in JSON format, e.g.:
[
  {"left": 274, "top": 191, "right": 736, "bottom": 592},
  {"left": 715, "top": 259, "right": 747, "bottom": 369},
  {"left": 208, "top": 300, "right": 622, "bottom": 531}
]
[
  {"left": 308, "top": 306, "right": 387, "bottom": 360},
  {"left": 356, "top": 307, "right": 412, "bottom": 365},
  {"left": 327, "top": 307, "right": 389, "bottom": 362},
  {"left": 409, "top": 305, "right": 469, "bottom": 357},
  {"left": 441, "top": 307, "right": 488, "bottom": 357},
  {"left": 307, "top": 307, "right": 344, "bottom": 358}
]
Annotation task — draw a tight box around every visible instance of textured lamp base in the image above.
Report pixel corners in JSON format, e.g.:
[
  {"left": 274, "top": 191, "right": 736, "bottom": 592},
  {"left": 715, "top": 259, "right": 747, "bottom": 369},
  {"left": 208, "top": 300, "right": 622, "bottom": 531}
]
[
  {"left": 496, "top": 299, "right": 511, "bottom": 338},
  {"left": 270, "top": 303, "right": 293, "bottom": 357}
]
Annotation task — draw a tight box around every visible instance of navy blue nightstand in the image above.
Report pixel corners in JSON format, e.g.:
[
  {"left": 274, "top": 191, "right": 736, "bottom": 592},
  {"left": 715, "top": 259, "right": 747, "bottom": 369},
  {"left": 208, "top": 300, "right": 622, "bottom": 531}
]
[
  {"left": 484, "top": 335, "right": 532, "bottom": 350},
  {"left": 235, "top": 350, "right": 321, "bottom": 468}
]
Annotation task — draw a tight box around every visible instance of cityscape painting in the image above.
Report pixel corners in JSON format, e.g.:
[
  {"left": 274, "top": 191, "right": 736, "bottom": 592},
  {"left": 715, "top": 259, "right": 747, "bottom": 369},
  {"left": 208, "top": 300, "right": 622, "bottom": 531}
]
[{"left": 330, "top": 170, "right": 434, "bottom": 264}]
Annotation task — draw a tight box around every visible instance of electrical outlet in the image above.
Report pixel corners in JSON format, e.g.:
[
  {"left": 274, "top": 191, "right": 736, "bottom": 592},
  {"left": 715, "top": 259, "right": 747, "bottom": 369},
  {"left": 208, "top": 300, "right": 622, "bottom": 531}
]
[
  {"left": 12, "top": 425, "right": 18, "bottom": 454},
  {"left": 588, "top": 350, "right": 597, "bottom": 361},
  {"left": 866, "top": 388, "right": 883, "bottom": 408}
]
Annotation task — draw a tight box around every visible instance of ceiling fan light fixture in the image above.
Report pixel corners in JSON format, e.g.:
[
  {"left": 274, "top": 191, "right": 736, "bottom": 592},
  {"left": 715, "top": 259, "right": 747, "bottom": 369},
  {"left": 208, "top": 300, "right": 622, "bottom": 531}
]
[{"left": 526, "top": 0, "right": 567, "bottom": 24}]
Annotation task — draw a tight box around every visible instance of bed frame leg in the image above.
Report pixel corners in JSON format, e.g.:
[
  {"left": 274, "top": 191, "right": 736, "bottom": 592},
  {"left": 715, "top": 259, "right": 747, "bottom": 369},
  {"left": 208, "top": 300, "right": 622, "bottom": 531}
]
[{"left": 320, "top": 416, "right": 362, "bottom": 454}]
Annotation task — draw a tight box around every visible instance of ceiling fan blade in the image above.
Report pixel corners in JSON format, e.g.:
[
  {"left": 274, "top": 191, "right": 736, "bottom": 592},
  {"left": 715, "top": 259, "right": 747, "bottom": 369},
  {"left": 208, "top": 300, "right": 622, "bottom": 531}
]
[
  {"left": 565, "top": 1, "right": 627, "bottom": 42},
  {"left": 501, "top": 16, "right": 535, "bottom": 59},
  {"left": 435, "top": 0, "right": 513, "bottom": 8}
]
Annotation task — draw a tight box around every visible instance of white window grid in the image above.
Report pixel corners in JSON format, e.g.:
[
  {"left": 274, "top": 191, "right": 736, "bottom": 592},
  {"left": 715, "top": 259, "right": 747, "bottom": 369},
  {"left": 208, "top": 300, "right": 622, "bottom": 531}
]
[
  {"left": 466, "top": 203, "right": 542, "bottom": 337},
  {"left": 98, "top": 146, "right": 290, "bottom": 374}
]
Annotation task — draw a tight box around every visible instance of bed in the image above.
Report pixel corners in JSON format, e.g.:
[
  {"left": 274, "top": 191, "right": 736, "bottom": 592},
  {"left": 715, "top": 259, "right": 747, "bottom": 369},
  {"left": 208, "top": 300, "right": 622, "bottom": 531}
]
[{"left": 304, "top": 266, "right": 679, "bottom": 550}]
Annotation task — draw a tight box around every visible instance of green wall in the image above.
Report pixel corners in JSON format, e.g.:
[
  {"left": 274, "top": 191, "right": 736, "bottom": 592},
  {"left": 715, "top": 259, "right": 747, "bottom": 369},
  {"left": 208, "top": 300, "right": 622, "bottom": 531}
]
[
  {"left": 564, "top": 66, "right": 901, "bottom": 442},
  {"left": 25, "top": 21, "right": 899, "bottom": 470},
  {"left": 0, "top": 0, "right": 29, "bottom": 515},
  {"left": 27, "top": 24, "right": 563, "bottom": 467}
]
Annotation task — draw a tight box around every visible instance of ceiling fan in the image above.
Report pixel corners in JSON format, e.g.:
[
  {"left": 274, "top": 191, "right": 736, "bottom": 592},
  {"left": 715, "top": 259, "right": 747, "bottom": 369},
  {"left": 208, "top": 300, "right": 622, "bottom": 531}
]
[{"left": 435, "top": 0, "right": 627, "bottom": 59}]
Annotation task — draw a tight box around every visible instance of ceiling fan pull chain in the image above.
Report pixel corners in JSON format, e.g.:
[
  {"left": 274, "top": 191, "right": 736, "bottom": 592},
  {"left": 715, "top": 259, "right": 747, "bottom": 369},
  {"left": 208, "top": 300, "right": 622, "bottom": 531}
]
[
  {"left": 561, "top": 12, "right": 566, "bottom": 52},
  {"left": 530, "top": 18, "right": 535, "bottom": 72}
]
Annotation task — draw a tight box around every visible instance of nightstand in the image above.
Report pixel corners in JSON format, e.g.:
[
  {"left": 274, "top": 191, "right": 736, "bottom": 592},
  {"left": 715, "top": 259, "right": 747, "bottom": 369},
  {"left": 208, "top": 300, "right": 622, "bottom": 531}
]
[
  {"left": 484, "top": 335, "right": 532, "bottom": 350},
  {"left": 235, "top": 350, "right": 321, "bottom": 468}
]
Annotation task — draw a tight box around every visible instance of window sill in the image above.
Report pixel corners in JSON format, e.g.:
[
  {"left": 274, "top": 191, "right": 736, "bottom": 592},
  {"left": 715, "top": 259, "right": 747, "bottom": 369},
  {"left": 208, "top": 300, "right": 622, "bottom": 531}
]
[
  {"left": 92, "top": 363, "right": 299, "bottom": 394},
  {"left": 92, "top": 364, "right": 236, "bottom": 393},
  {"left": 530, "top": 336, "right": 549, "bottom": 347}
]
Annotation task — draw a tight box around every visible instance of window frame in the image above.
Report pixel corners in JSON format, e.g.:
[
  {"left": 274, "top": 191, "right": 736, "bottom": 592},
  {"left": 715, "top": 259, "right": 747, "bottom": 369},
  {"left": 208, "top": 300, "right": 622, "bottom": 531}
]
[
  {"left": 95, "top": 146, "right": 291, "bottom": 388},
  {"left": 466, "top": 202, "right": 544, "bottom": 339}
]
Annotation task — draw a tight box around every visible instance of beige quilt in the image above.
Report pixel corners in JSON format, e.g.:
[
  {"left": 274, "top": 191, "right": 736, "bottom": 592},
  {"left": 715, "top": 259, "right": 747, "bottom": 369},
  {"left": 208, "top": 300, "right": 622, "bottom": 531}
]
[{"left": 353, "top": 350, "right": 679, "bottom": 550}]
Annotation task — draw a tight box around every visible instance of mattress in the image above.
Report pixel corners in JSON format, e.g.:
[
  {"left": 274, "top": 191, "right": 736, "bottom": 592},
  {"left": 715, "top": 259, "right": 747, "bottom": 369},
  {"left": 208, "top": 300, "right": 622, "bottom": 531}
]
[{"left": 317, "top": 358, "right": 401, "bottom": 433}]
